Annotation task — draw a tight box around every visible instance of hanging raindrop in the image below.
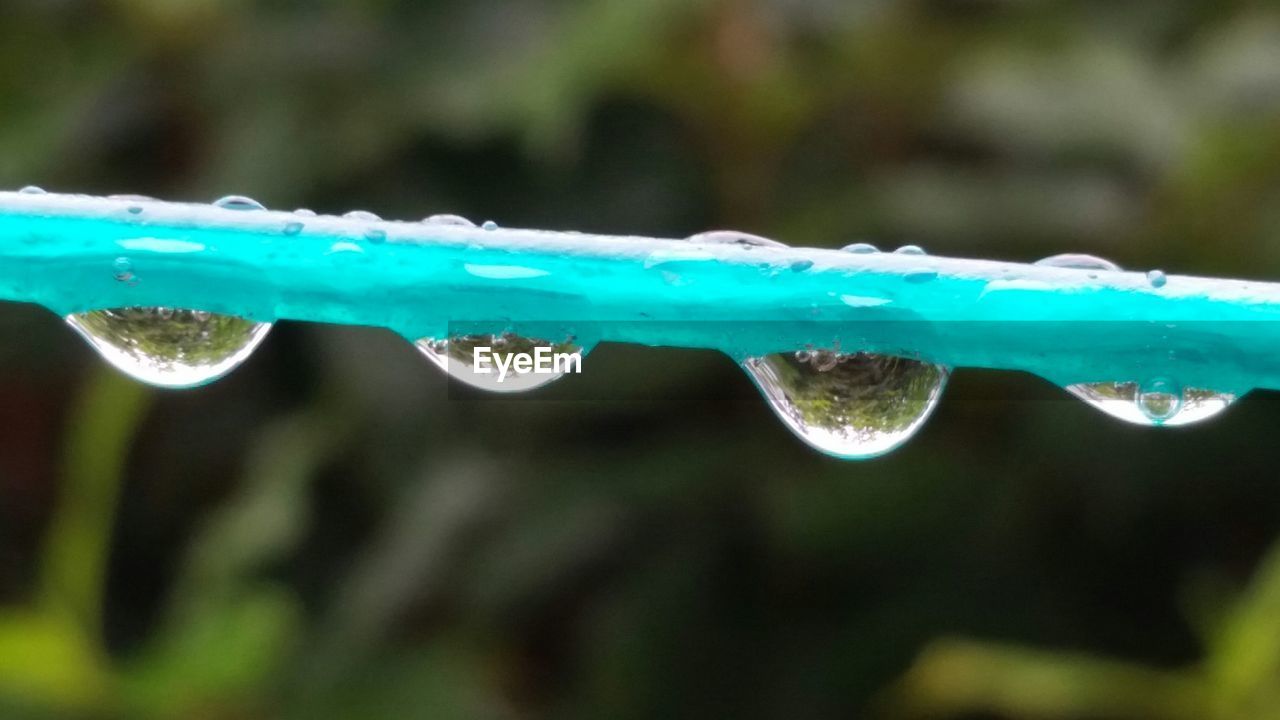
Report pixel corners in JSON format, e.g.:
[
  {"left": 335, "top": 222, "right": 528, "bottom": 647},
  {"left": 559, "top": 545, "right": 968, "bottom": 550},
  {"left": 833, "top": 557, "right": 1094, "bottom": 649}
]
[
  {"left": 742, "top": 350, "right": 949, "bottom": 459},
  {"left": 1065, "top": 380, "right": 1234, "bottom": 427},
  {"left": 66, "top": 308, "right": 271, "bottom": 388}
]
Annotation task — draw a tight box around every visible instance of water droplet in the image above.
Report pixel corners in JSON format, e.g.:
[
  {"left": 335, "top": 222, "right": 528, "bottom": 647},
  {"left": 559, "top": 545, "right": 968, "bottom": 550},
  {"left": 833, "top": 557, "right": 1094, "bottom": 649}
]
[
  {"left": 481, "top": 220, "right": 499, "bottom": 231},
  {"left": 18, "top": 186, "right": 46, "bottom": 195},
  {"left": 791, "top": 260, "right": 814, "bottom": 272},
  {"left": 416, "top": 334, "right": 582, "bottom": 392},
  {"left": 893, "top": 245, "right": 927, "bottom": 255},
  {"left": 365, "top": 228, "right": 386, "bottom": 243},
  {"left": 66, "top": 308, "right": 271, "bottom": 388},
  {"left": 742, "top": 351, "right": 949, "bottom": 459},
  {"left": 842, "top": 243, "right": 879, "bottom": 254},
  {"left": 294, "top": 208, "right": 317, "bottom": 217},
  {"left": 424, "top": 214, "right": 476, "bottom": 227},
  {"left": 112, "top": 257, "right": 134, "bottom": 282},
  {"left": 344, "top": 210, "right": 381, "bottom": 222},
  {"left": 283, "top": 221, "right": 304, "bottom": 235},
  {"left": 214, "top": 195, "right": 265, "bottom": 211},
  {"left": 127, "top": 206, "right": 143, "bottom": 215},
  {"left": 1034, "top": 254, "right": 1121, "bottom": 271},
  {"left": 1148, "top": 269, "right": 1167, "bottom": 288},
  {"left": 1066, "top": 379, "right": 1234, "bottom": 426},
  {"left": 686, "top": 230, "right": 787, "bottom": 249}
]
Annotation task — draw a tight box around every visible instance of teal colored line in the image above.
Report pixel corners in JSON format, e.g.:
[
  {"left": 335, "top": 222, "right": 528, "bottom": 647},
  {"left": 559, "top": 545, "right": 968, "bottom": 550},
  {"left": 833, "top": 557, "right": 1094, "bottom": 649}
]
[{"left": 1, "top": 191, "right": 1279, "bottom": 394}]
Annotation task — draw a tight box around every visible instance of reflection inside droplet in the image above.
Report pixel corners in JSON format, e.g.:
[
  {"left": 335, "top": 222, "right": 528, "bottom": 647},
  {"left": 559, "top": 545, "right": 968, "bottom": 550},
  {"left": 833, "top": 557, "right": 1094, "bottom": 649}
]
[{"left": 742, "top": 350, "right": 949, "bottom": 459}]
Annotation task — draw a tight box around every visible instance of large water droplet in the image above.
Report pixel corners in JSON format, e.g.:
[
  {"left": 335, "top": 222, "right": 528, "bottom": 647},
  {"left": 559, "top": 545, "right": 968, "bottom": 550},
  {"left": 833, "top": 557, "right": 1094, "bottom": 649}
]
[
  {"left": 743, "top": 350, "right": 949, "bottom": 459},
  {"left": 1065, "top": 379, "right": 1234, "bottom": 427},
  {"left": 686, "top": 230, "right": 787, "bottom": 249},
  {"left": 214, "top": 196, "right": 265, "bottom": 211},
  {"left": 66, "top": 308, "right": 271, "bottom": 388},
  {"left": 18, "top": 186, "right": 46, "bottom": 195},
  {"left": 415, "top": 333, "right": 582, "bottom": 393}
]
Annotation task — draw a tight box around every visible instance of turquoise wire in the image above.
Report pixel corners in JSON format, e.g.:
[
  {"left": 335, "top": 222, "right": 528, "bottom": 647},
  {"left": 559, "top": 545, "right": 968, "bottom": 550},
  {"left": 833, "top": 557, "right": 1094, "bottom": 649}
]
[{"left": 1, "top": 190, "right": 1278, "bottom": 394}]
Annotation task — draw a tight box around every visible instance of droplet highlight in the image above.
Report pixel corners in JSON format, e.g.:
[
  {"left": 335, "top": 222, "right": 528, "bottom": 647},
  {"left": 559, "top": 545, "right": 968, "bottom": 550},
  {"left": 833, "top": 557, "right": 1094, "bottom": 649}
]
[
  {"left": 415, "top": 333, "right": 582, "bottom": 393},
  {"left": 66, "top": 308, "right": 271, "bottom": 388},
  {"left": 742, "top": 350, "right": 949, "bottom": 459}
]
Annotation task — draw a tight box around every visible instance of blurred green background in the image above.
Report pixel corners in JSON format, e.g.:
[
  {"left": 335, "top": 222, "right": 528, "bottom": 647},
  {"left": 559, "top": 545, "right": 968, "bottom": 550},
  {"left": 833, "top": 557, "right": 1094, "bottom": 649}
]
[{"left": 4, "top": 0, "right": 1280, "bottom": 718}]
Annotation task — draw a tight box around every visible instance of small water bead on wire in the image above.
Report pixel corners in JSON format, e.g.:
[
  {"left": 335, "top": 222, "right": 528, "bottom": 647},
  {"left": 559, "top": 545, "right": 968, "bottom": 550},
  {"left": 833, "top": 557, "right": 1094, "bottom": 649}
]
[
  {"left": 842, "top": 243, "right": 879, "bottom": 254},
  {"left": 685, "top": 230, "right": 788, "bottom": 249},
  {"left": 344, "top": 210, "right": 381, "bottom": 222},
  {"left": 65, "top": 308, "right": 272, "bottom": 388},
  {"left": 1148, "top": 269, "right": 1168, "bottom": 288},
  {"left": 893, "top": 245, "right": 927, "bottom": 255},
  {"left": 109, "top": 194, "right": 154, "bottom": 214},
  {"left": 482, "top": 220, "right": 499, "bottom": 231},
  {"left": 424, "top": 214, "right": 477, "bottom": 227},
  {"left": 18, "top": 186, "right": 46, "bottom": 194},
  {"left": 415, "top": 333, "right": 584, "bottom": 393},
  {"left": 213, "top": 195, "right": 266, "bottom": 211},
  {"left": 1034, "top": 254, "right": 1121, "bottom": 272},
  {"left": 741, "top": 348, "right": 950, "bottom": 459},
  {"left": 112, "top": 257, "right": 134, "bottom": 282}
]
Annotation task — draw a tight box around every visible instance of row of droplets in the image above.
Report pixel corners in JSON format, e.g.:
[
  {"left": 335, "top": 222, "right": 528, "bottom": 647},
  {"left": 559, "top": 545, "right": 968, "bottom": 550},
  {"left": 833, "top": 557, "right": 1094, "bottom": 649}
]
[{"left": 51, "top": 190, "right": 1229, "bottom": 460}]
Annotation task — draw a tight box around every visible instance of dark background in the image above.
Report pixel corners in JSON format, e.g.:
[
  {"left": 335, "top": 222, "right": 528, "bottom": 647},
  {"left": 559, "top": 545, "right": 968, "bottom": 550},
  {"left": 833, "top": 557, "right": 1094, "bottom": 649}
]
[{"left": 2, "top": 1, "right": 1280, "bottom": 718}]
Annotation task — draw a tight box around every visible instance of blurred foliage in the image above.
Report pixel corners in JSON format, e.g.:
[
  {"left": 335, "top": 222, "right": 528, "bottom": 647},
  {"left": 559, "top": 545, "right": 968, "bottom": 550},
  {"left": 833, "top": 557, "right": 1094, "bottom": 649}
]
[{"left": 4, "top": 0, "right": 1280, "bottom": 718}]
